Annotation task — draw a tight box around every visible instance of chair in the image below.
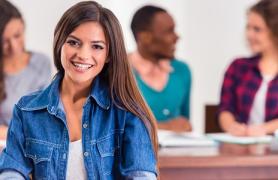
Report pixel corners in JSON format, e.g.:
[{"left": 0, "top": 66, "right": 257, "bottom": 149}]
[{"left": 205, "top": 104, "right": 223, "bottom": 133}]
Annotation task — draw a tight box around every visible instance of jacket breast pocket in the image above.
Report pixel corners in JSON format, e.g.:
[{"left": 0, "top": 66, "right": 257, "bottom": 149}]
[
  {"left": 96, "top": 133, "right": 121, "bottom": 176},
  {"left": 25, "top": 139, "right": 53, "bottom": 180}
]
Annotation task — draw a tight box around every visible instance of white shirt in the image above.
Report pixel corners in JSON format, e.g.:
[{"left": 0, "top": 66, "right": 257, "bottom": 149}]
[
  {"left": 66, "top": 139, "right": 87, "bottom": 180},
  {"left": 249, "top": 74, "right": 274, "bottom": 125}
]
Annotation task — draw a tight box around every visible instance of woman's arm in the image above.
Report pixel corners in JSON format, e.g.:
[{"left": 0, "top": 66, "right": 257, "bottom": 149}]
[
  {"left": 0, "top": 105, "right": 32, "bottom": 179},
  {"left": 121, "top": 112, "right": 157, "bottom": 179},
  {"left": 247, "top": 118, "right": 278, "bottom": 136},
  {"left": 219, "top": 111, "right": 247, "bottom": 136}
]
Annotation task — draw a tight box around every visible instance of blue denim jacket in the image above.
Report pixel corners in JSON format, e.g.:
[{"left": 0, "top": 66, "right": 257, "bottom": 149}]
[{"left": 0, "top": 74, "right": 157, "bottom": 180}]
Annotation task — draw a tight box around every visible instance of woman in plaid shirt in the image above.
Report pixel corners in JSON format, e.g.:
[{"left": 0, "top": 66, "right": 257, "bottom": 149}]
[{"left": 219, "top": 0, "right": 278, "bottom": 136}]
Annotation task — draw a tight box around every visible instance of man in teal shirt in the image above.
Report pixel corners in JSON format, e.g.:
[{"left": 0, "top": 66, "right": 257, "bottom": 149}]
[{"left": 129, "top": 5, "right": 192, "bottom": 132}]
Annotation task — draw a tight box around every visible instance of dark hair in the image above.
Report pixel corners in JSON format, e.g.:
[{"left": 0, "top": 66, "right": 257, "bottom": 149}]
[
  {"left": 0, "top": 0, "right": 23, "bottom": 103},
  {"left": 131, "top": 5, "right": 166, "bottom": 41},
  {"left": 250, "top": 0, "right": 278, "bottom": 48},
  {"left": 54, "top": 1, "right": 158, "bottom": 158}
]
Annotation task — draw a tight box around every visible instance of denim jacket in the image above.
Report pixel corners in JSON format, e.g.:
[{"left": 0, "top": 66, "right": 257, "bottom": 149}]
[{"left": 0, "top": 74, "right": 157, "bottom": 180}]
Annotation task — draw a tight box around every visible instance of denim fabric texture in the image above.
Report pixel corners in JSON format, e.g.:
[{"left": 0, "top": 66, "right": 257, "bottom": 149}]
[{"left": 0, "top": 73, "right": 157, "bottom": 180}]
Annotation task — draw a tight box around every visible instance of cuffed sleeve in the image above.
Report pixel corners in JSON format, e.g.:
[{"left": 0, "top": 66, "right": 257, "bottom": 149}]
[
  {"left": 125, "top": 171, "right": 157, "bottom": 180},
  {"left": 218, "top": 60, "right": 239, "bottom": 115},
  {"left": 120, "top": 112, "right": 157, "bottom": 178},
  {"left": 0, "top": 105, "right": 32, "bottom": 179},
  {"left": 0, "top": 170, "right": 25, "bottom": 180}
]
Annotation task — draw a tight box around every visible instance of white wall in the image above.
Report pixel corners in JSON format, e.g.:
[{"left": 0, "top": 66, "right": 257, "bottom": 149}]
[{"left": 10, "top": 0, "right": 257, "bottom": 133}]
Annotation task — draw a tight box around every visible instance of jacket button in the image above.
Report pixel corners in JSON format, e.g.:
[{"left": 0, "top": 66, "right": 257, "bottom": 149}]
[
  {"left": 83, "top": 123, "right": 88, "bottom": 128},
  {"left": 84, "top": 152, "right": 89, "bottom": 157}
]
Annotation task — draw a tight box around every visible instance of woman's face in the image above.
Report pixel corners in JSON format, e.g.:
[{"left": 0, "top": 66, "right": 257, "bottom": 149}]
[
  {"left": 2, "top": 18, "right": 25, "bottom": 59},
  {"left": 246, "top": 11, "right": 275, "bottom": 54},
  {"left": 61, "top": 21, "right": 108, "bottom": 85}
]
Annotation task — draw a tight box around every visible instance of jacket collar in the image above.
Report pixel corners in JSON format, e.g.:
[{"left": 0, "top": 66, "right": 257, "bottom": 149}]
[{"left": 20, "top": 73, "right": 110, "bottom": 112}]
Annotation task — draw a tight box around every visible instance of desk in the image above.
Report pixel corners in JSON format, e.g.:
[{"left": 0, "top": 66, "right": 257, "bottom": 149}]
[{"left": 159, "top": 142, "right": 278, "bottom": 180}]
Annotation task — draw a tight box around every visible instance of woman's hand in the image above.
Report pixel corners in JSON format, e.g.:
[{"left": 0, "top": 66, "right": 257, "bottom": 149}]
[
  {"left": 246, "top": 125, "right": 266, "bottom": 136},
  {"left": 226, "top": 122, "right": 247, "bottom": 136}
]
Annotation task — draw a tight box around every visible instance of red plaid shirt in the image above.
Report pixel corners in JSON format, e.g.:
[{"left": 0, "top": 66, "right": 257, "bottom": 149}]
[{"left": 219, "top": 55, "right": 278, "bottom": 123}]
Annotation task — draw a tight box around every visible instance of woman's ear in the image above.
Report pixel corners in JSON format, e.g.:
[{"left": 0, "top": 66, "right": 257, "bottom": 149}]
[{"left": 105, "top": 57, "right": 110, "bottom": 63}]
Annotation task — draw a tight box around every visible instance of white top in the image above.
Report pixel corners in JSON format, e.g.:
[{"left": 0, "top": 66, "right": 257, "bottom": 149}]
[
  {"left": 66, "top": 139, "right": 87, "bottom": 180},
  {"left": 249, "top": 74, "right": 274, "bottom": 125}
]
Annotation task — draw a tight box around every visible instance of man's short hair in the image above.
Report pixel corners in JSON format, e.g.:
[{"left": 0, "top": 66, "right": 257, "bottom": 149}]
[{"left": 131, "top": 5, "right": 166, "bottom": 41}]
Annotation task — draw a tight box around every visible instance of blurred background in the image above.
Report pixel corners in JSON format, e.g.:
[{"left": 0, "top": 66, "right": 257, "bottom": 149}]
[{"left": 10, "top": 0, "right": 257, "bottom": 133}]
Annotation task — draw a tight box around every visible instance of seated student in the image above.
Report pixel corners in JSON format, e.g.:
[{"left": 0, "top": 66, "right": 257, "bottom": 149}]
[
  {"left": 129, "top": 5, "right": 192, "bottom": 132},
  {"left": 0, "top": 0, "right": 51, "bottom": 139},
  {"left": 219, "top": 0, "right": 278, "bottom": 136},
  {"left": 0, "top": 1, "right": 157, "bottom": 179}
]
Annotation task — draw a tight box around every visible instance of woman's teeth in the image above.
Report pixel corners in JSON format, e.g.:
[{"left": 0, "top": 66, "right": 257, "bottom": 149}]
[{"left": 72, "top": 62, "right": 93, "bottom": 70}]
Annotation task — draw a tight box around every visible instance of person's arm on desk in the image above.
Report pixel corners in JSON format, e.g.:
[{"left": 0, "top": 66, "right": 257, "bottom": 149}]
[
  {"left": 158, "top": 116, "right": 192, "bottom": 133},
  {"left": 247, "top": 119, "right": 278, "bottom": 136},
  {"left": 219, "top": 111, "right": 247, "bottom": 136},
  {"left": 0, "top": 125, "right": 8, "bottom": 140}
]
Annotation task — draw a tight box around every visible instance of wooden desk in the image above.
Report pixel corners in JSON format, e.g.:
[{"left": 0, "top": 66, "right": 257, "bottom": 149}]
[{"left": 159, "top": 142, "right": 278, "bottom": 180}]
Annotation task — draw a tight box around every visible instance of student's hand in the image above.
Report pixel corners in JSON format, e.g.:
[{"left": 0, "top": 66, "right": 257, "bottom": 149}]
[
  {"left": 226, "top": 122, "right": 247, "bottom": 136},
  {"left": 246, "top": 125, "right": 266, "bottom": 137},
  {"left": 158, "top": 116, "right": 191, "bottom": 133},
  {"left": 0, "top": 125, "right": 8, "bottom": 140}
]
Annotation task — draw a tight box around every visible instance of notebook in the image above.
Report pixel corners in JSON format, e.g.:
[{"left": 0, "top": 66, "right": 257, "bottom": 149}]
[
  {"left": 207, "top": 133, "right": 273, "bottom": 145},
  {"left": 158, "top": 130, "right": 217, "bottom": 147}
]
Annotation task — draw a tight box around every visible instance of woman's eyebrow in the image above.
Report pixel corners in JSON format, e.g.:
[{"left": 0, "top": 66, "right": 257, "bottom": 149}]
[
  {"left": 68, "top": 35, "right": 106, "bottom": 45},
  {"left": 67, "top": 35, "right": 80, "bottom": 41}
]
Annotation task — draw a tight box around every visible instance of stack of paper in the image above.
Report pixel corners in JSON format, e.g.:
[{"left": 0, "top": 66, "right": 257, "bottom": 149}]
[
  {"left": 207, "top": 133, "right": 273, "bottom": 145},
  {"left": 158, "top": 130, "right": 217, "bottom": 147}
]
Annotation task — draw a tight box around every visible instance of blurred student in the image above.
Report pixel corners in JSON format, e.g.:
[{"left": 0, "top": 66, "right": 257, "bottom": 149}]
[
  {"left": 0, "top": 0, "right": 51, "bottom": 139},
  {"left": 219, "top": 0, "right": 278, "bottom": 136},
  {"left": 129, "top": 5, "right": 192, "bottom": 132},
  {"left": 0, "top": 1, "right": 157, "bottom": 179}
]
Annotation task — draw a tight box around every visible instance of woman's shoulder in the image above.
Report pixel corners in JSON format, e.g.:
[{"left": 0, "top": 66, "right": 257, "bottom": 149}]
[
  {"left": 29, "top": 51, "right": 51, "bottom": 67},
  {"left": 16, "top": 82, "right": 53, "bottom": 110},
  {"left": 230, "top": 55, "right": 260, "bottom": 68}
]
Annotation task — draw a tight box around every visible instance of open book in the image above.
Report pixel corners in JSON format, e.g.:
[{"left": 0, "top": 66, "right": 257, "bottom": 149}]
[
  {"left": 207, "top": 133, "right": 273, "bottom": 145},
  {"left": 158, "top": 130, "right": 217, "bottom": 147}
]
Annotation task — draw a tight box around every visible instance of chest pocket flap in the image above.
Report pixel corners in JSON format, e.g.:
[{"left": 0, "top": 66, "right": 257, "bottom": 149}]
[{"left": 25, "top": 139, "right": 53, "bottom": 164}]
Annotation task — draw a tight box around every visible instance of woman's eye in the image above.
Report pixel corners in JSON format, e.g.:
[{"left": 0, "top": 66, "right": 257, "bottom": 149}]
[
  {"left": 92, "top": 44, "right": 104, "bottom": 50},
  {"left": 253, "top": 26, "right": 261, "bottom": 33},
  {"left": 14, "top": 33, "right": 21, "bottom": 39},
  {"left": 66, "top": 40, "right": 79, "bottom": 47}
]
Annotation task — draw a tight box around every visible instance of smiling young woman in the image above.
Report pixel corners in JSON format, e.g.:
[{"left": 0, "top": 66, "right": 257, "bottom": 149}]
[
  {"left": 0, "top": 1, "right": 158, "bottom": 179},
  {"left": 218, "top": 0, "right": 278, "bottom": 137}
]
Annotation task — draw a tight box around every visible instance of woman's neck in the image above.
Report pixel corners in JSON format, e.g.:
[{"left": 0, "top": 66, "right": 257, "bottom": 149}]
[
  {"left": 61, "top": 76, "right": 91, "bottom": 104},
  {"left": 259, "top": 48, "right": 278, "bottom": 76},
  {"left": 4, "top": 51, "right": 30, "bottom": 74}
]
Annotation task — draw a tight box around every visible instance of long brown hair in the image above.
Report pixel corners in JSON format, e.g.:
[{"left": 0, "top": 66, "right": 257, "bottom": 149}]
[
  {"left": 250, "top": 0, "right": 278, "bottom": 48},
  {"left": 53, "top": 1, "right": 158, "bottom": 159},
  {"left": 0, "top": 0, "right": 23, "bottom": 103}
]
